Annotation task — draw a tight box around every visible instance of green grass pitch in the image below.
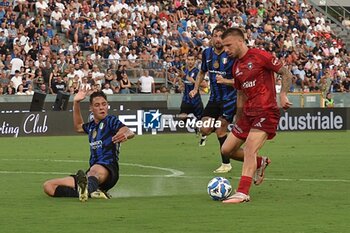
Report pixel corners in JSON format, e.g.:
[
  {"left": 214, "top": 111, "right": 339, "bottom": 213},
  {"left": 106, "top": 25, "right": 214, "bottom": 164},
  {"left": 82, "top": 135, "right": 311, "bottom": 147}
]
[{"left": 0, "top": 131, "right": 349, "bottom": 233}]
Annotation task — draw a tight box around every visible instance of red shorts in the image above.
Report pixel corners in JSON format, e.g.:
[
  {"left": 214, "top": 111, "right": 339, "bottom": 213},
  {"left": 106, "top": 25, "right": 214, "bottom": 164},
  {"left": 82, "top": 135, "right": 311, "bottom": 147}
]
[{"left": 231, "top": 111, "right": 280, "bottom": 140}]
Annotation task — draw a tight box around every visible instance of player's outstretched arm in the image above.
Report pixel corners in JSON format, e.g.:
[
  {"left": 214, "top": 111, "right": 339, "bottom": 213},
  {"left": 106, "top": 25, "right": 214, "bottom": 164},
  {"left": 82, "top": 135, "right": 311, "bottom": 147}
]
[
  {"left": 236, "top": 90, "right": 245, "bottom": 121},
  {"left": 277, "top": 66, "right": 293, "bottom": 110},
  {"left": 112, "top": 126, "right": 135, "bottom": 143},
  {"left": 189, "top": 70, "right": 205, "bottom": 98},
  {"left": 73, "top": 87, "right": 88, "bottom": 133},
  {"left": 216, "top": 74, "right": 234, "bottom": 86}
]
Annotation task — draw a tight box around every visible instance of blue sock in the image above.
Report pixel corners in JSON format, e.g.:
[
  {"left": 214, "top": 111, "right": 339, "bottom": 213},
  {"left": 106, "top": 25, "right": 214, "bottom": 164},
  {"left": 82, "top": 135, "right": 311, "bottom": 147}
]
[
  {"left": 54, "top": 186, "right": 78, "bottom": 197},
  {"left": 87, "top": 176, "right": 99, "bottom": 194}
]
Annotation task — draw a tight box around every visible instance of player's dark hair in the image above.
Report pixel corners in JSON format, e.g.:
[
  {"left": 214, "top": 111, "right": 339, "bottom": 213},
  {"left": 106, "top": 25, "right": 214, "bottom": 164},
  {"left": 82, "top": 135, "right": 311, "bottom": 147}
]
[
  {"left": 212, "top": 25, "right": 226, "bottom": 34},
  {"left": 221, "top": 27, "right": 245, "bottom": 40},
  {"left": 90, "top": 91, "right": 107, "bottom": 104},
  {"left": 187, "top": 51, "right": 195, "bottom": 58}
]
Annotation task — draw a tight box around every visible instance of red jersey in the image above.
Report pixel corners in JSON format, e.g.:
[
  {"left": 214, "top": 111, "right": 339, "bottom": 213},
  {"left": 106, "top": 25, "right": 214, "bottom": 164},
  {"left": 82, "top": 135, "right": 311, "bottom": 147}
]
[{"left": 233, "top": 48, "right": 282, "bottom": 116}]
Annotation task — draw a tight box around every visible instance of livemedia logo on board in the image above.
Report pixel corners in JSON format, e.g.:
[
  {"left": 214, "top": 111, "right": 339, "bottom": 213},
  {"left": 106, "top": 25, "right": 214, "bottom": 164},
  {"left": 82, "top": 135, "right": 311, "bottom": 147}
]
[{"left": 278, "top": 111, "right": 345, "bottom": 131}]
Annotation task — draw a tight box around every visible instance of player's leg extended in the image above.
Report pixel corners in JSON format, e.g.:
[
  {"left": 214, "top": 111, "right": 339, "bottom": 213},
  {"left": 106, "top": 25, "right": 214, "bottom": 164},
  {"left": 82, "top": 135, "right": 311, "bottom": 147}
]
[
  {"left": 242, "top": 129, "right": 268, "bottom": 178},
  {"left": 221, "top": 131, "right": 245, "bottom": 162},
  {"left": 223, "top": 129, "right": 268, "bottom": 204},
  {"left": 194, "top": 101, "right": 207, "bottom": 144},
  {"left": 212, "top": 117, "right": 232, "bottom": 173},
  {"left": 87, "top": 164, "right": 110, "bottom": 193},
  {"left": 43, "top": 176, "right": 77, "bottom": 197},
  {"left": 213, "top": 99, "right": 237, "bottom": 173},
  {"left": 86, "top": 164, "right": 112, "bottom": 199}
]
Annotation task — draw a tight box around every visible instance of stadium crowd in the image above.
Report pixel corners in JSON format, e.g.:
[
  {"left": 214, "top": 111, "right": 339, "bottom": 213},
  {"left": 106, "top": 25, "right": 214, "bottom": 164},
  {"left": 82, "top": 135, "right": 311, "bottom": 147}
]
[{"left": 0, "top": 0, "right": 349, "bottom": 97}]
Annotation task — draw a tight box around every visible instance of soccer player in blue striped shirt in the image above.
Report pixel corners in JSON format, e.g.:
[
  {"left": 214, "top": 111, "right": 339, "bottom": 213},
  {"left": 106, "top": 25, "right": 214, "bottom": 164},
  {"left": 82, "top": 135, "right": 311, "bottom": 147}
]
[
  {"left": 189, "top": 25, "right": 237, "bottom": 173},
  {"left": 43, "top": 89, "right": 134, "bottom": 201},
  {"left": 178, "top": 53, "right": 205, "bottom": 139}
]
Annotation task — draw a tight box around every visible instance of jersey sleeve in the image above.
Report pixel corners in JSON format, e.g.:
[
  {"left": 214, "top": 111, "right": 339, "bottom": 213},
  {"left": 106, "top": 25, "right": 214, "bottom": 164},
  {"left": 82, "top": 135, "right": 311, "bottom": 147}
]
[
  {"left": 258, "top": 50, "right": 283, "bottom": 73},
  {"left": 107, "top": 115, "right": 125, "bottom": 132},
  {"left": 193, "top": 68, "right": 199, "bottom": 80},
  {"left": 232, "top": 63, "right": 241, "bottom": 90},
  {"left": 82, "top": 122, "right": 90, "bottom": 134},
  {"left": 200, "top": 48, "right": 209, "bottom": 73}
]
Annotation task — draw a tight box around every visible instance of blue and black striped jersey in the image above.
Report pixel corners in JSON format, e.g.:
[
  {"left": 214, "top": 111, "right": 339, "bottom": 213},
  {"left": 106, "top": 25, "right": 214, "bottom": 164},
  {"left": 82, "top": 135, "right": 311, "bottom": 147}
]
[
  {"left": 182, "top": 67, "right": 201, "bottom": 104},
  {"left": 201, "top": 47, "right": 236, "bottom": 102},
  {"left": 82, "top": 115, "right": 125, "bottom": 167}
]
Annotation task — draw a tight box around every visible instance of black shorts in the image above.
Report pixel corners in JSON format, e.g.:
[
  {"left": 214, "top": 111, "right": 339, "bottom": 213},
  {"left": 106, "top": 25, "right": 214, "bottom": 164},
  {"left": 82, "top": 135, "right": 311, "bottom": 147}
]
[
  {"left": 96, "top": 163, "right": 119, "bottom": 191},
  {"left": 180, "top": 101, "right": 204, "bottom": 119},
  {"left": 73, "top": 163, "right": 119, "bottom": 192},
  {"left": 203, "top": 99, "right": 237, "bottom": 123}
]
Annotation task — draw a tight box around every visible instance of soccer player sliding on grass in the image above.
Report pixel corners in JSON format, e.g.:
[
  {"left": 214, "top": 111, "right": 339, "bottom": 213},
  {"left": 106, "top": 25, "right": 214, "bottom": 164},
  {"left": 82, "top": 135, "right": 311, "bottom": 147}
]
[
  {"left": 43, "top": 88, "right": 134, "bottom": 201},
  {"left": 220, "top": 28, "right": 292, "bottom": 203}
]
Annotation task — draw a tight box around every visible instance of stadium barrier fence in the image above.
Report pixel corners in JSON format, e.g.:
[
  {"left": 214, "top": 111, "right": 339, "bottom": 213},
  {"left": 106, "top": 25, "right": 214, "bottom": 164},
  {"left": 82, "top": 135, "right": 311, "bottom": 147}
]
[{"left": 0, "top": 107, "right": 348, "bottom": 137}]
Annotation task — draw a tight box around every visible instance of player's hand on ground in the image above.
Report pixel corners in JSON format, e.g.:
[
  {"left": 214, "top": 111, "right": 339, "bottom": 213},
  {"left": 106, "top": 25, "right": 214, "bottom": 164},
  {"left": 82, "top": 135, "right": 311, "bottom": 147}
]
[
  {"left": 112, "top": 131, "right": 128, "bottom": 143},
  {"left": 189, "top": 89, "right": 198, "bottom": 98},
  {"left": 280, "top": 93, "right": 292, "bottom": 110},
  {"left": 74, "top": 86, "right": 89, "bottom": 102}
]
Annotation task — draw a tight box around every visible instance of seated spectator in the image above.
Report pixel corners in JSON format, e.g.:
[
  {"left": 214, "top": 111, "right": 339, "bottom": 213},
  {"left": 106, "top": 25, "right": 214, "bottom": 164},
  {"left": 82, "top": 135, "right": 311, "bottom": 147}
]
[
  {"left": 16, "top": 84, "right": 26, "bottom": 95},
  {"left": 119, "top": 72, "right": 131, "bottom": 94},
  {"left": 102, "top": 83, "right": 114, "bottom": 95},
  {"left": 25, "top": 84, "right": 34, "bottom": 95}
]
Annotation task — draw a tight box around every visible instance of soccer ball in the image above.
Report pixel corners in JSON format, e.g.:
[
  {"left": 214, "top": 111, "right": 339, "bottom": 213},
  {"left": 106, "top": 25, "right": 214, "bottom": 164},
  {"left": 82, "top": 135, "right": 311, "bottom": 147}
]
[{"left": 207, "top": 177, "right": 232, "bottom": 201}]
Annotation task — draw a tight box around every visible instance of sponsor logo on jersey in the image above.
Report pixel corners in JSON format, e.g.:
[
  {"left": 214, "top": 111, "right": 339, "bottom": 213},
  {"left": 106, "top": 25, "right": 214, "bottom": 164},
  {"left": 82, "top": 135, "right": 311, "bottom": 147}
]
[
  {"left": 222, "top": 58, "right": 227, "bottom": 64},
  {"left": 242, "top": 79, "right": 256, "bottom": 89},
  {"left": 90, "top": 140, "right": 102, "bottom": 149}
]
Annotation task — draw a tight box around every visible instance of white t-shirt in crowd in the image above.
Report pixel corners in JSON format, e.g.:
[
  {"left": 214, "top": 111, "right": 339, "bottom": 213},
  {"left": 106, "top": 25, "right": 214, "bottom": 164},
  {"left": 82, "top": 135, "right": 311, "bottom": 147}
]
[
  {"left": 138, "top": 75, "right": 154, "bottom": 93},
  {"left": 10, "top": 58, "right": 24, "bottom": 75}
]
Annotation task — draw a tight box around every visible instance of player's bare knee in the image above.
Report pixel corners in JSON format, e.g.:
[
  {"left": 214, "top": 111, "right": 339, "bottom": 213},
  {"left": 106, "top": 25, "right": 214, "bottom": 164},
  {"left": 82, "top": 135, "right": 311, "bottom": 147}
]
[
  {"left": 200, "top": 127, "right": 213, "bottom": 135},
  {"left": 243, "top": 147, "right": 257, "bottom": 159},
  {"left": 43, "top": 180, "right": 55, "bottom": 196}
]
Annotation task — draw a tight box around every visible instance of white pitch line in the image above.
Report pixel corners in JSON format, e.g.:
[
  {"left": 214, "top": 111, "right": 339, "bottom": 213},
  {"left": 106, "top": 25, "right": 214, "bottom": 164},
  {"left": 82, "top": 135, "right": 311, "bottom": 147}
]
[
  {"left": 0, "top": 158, "right": 184, "bottom": 177},
  {"left": 1, "top": 158, "right": 349, "bottom": 183},
  {"left": 0, "top": 170, "right": 181, "bottom": 178},
  {"left": 0, "top": 171, "right": 349, "bottom": 183}
]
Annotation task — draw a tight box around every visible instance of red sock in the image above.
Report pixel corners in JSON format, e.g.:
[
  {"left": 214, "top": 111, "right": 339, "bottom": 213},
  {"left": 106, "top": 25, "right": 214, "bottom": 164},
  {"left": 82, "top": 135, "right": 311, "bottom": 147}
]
[
  {"left": 237, "top": 176, "right": 252, "bottom": 195},
  {"left": 256, "top": 156, "right": 262, "bottom": 169}
]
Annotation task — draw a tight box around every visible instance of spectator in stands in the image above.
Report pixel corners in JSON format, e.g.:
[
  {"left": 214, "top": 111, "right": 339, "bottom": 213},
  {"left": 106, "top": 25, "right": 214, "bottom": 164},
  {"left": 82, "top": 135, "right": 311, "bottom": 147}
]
[
  {"left": 119, "top": 71, "right": 131, "bottom": 94},
  {"left": 11, "top": 70, "right": 23, "bottom": 90},
  {"left": 50, "top": 75, "right": 67, "bottom": 94},
  {"left": 138, "top": 70, "right": 155, "bottom": 94},
  {"left": 342, "top": 16, "right": 350, "bottom": 29},
  {"left": 25, "top": 84, "right": 34, "bottom": 95},
  {"left": 0, "top": 0, "right": 348, "bottom": 100},
  {"left": 102, "top": 83, "right": 114, "bottom": 95},
  {"left": 324, "top": 93, "right": 334, "bottom": 108},
  {"left": 6, "top": 83, "right": 15, "bottom": 95},
  {"left": 342, "top": 76, "right": 350, "bottom": 92},
  {"left": 0, "top": 72, "right": 10, "bottom": 89},
  {"left": 15, "top": 84, "right": 26, "bottom": 95}
]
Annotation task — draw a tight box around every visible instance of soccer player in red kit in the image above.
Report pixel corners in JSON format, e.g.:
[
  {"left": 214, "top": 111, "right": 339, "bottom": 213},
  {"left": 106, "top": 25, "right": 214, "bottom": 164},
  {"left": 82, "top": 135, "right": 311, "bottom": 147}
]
[{"left": 219, "top": 28, "right": 293, "bottom": 203}]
